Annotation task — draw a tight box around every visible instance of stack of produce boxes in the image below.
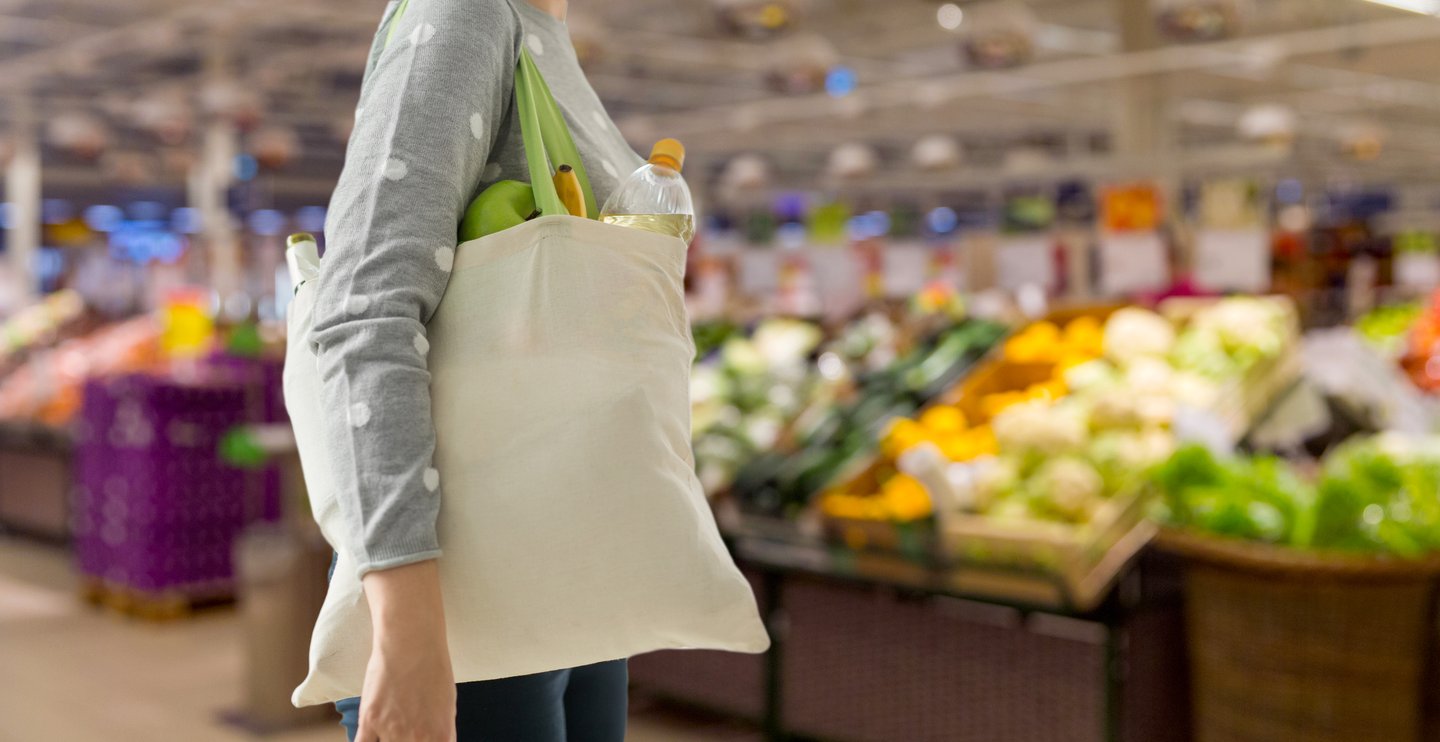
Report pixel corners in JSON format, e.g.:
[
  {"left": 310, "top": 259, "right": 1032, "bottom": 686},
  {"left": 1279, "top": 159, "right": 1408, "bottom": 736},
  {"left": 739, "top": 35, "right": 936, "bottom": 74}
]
[
  {"left": 820, "top": 297, "right": 1300, "bottom": 607},
  {"left": 72, "top": 367, "right": 277, "bottom": 616}
]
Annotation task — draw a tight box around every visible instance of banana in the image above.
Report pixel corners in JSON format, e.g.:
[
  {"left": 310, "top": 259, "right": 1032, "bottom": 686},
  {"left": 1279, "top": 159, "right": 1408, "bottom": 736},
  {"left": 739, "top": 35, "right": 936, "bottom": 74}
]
[
  {"left": 460, "top": 180, "right": 538, "bottom": 241},
  {"left": 553, "top": 164, "right": 585, "bottom": 218}
]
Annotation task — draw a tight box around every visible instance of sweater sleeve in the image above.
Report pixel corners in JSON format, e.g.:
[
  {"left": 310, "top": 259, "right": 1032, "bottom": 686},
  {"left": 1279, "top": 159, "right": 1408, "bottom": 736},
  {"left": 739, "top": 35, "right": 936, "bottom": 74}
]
[{"left": 311, "top": 0, "right": 520, "bottom": 579}]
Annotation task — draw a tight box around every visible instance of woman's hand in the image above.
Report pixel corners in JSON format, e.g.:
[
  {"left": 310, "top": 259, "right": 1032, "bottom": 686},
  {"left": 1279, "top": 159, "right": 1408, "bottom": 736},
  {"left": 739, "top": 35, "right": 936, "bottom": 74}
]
[{"left": 356, "top": 560, "right": 457, "bottom": 742}]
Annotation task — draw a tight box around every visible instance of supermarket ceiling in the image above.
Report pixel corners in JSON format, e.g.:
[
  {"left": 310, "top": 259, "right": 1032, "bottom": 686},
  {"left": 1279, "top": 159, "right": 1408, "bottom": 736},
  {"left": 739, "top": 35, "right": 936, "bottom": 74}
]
[{"left": 4, "top": 0, "right": 1440, "bottom": 199}]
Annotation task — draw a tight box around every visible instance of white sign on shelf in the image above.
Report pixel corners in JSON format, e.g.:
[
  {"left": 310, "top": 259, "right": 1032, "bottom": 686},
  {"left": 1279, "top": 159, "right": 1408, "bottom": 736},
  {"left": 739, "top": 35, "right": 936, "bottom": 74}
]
[
  {"left": 807, "top": 248, "right": 864, "bottom": 317},
  {"left": 1194, "top": 228, "right": 1270, "bottom": 293},
  {"left": 737, "top": 249, "right": 780, "bottom": 296},
  {"left": 1396, "top": 251, "right": 1440, "bottom": 291},
  {"left": 1098, "top": 231, "right": 1169, "bottom": 296},
  {"left": 995, "top": 235, "right": 1056, "bottom": 292},
  {"left": 883, "top": 242, "right": 932, "bottom": 297}
]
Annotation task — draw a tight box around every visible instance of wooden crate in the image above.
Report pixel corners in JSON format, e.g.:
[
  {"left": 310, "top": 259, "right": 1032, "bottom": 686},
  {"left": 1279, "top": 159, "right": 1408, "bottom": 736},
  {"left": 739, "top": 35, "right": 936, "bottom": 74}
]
[
  {"left": 814, "top": 299, "right": 1299, "bottom": 608},
  {"left": 79, "top": 576, "right": 234, "bottom": 621},
  {"left": 934, "top": 486, "right": 1155, "bottom": 610},
  {"left": 942, "top": 359, "right": 1057, "bottom": 424},
  {"left": 816, "top": 305, "right": 1124, "bottom": 554},
  {"left": 1158, "top": 295, "right": 1303, "bottom": 441}
]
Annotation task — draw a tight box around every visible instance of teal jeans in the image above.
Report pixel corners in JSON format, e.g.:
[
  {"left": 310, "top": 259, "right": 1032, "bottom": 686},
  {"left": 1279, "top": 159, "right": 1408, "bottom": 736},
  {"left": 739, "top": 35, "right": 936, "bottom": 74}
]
[{"left": 328, "top": 555, "right": 628, "bottom": 741}]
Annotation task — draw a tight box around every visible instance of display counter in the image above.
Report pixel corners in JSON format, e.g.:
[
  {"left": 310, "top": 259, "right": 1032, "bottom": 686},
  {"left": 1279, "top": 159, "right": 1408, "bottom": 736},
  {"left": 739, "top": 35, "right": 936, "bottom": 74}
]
[{"left": 0, "top": 421, "right": 72, "bottom": 540}]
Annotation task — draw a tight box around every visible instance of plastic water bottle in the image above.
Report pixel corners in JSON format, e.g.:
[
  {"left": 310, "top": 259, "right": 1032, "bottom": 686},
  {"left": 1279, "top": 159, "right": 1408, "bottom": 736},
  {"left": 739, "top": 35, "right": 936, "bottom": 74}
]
[{"left": 600, "top": 138, "right": 696, "bottom": 243}]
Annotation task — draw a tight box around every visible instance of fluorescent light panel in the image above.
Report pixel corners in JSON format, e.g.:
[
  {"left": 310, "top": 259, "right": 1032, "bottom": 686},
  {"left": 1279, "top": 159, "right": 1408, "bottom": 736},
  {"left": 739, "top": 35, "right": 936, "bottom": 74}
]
[{"left": 1364, "top": 0, "right": 1440, "bottom": 14}]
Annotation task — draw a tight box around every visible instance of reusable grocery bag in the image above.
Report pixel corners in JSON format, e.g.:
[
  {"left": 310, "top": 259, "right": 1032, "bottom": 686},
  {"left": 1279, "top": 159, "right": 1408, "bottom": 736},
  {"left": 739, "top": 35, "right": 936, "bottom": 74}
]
[{"left": 284, "top": 46, "right": 769, "bottom": 708}]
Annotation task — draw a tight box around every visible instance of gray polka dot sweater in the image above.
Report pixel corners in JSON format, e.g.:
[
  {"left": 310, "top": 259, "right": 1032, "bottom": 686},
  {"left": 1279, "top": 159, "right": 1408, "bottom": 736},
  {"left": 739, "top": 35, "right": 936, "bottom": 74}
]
[{"left": 311, "top": 0, "right": 644, "bottom": 579}]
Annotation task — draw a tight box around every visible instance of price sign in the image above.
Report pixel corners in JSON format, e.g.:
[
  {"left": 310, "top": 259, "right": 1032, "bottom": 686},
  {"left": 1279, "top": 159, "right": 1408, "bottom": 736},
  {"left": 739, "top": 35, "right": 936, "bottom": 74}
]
[
  {"left": 1098, "top": 232, "right": 1169, "bottom": 296},
  {"left": 1195, "top": 228, "right": 1270, "bottom": 292},
  {"left": 737, "top": 249, "right": 779, "bottom": 295},
  {"left": 995, "top": 235, "right": 1056, "bottom": 292},
  {"left": 883, "top": 242, "right": 931, "bottom": 296},
  {"left": 1396, "top": 251, "right": 1440, "bottom": 290},
  {"left": 808, "top": 248, "right": 863, "bottom": 314}
]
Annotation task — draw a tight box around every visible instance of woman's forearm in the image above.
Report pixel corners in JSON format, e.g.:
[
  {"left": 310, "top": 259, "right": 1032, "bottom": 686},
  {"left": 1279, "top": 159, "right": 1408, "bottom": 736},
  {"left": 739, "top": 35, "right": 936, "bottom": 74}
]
[{"left": 364, "top": 559, "right": 448, "bottom": 644}]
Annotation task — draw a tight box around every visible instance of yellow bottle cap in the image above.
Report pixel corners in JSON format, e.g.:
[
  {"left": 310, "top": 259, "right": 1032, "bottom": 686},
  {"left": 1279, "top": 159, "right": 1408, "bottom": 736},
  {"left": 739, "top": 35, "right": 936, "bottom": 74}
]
[{"left": 649, "top": 138, "right": 685, "bottom": 173}]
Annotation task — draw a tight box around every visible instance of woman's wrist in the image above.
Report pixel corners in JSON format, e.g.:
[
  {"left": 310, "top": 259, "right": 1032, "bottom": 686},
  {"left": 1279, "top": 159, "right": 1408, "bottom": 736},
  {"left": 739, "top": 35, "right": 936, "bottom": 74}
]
[{"left": 362, "top": 559, "right": 449, "bottom": 645}]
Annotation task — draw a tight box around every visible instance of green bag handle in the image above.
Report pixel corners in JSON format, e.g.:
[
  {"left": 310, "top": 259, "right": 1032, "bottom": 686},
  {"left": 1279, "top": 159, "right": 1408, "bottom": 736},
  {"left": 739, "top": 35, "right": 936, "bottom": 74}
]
[
  {"left": 514, "top": 49, "right": 599, "bottom": 218},
  {"left": 382, "top": 2, "right": 598, "bottom": 219},
  {"left": 382, "top": 0, "right": 412, "bottom": 50}
]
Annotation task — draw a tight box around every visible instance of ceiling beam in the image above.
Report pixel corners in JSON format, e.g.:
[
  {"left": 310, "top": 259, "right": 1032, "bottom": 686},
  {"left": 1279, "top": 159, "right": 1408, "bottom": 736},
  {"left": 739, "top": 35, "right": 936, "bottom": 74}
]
[{"left": 637, "top": 15, "right": 1440, "bottom": 138}]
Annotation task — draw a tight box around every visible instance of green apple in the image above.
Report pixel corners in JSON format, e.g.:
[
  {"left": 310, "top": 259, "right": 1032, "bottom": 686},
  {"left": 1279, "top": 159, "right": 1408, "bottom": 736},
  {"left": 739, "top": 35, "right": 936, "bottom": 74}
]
[{"left": 460, "top": 180, "right": 537, "bottom": 242}]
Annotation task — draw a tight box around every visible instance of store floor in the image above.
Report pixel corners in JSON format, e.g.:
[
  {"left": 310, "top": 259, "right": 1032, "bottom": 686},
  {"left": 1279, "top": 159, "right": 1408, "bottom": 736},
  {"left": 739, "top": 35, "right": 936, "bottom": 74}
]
[{"left": 0, "top": 537, "right": 758, "bottom": 742}]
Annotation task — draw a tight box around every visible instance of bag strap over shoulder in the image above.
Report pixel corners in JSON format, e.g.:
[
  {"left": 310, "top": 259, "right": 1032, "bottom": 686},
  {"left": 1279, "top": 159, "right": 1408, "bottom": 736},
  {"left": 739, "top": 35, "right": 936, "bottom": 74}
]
[
  {"left": 515, "top": 50, "right": 599, "bottom": 219},
  {"left": 381, "top": 0, "right": 599, "bottom": 220},
  {"left": 382, "top": 0, "right": 412, "bottom": 50}
]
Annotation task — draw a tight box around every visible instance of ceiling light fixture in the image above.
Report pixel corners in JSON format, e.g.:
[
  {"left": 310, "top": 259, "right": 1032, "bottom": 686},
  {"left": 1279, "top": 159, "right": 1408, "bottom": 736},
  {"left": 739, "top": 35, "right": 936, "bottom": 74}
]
[
  {"left": 1363, "top": 0, "right": 1440, "bottom": 14},
  {"left": 937, "top": 3, "right": 965, "bottom": 30}
]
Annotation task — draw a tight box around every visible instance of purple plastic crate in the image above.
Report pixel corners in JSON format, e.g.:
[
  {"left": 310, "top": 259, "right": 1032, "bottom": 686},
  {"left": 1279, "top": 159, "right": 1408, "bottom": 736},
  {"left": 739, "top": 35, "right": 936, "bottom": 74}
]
[{"left": 72, "top": 370, "right": 271, "bottom": 595}]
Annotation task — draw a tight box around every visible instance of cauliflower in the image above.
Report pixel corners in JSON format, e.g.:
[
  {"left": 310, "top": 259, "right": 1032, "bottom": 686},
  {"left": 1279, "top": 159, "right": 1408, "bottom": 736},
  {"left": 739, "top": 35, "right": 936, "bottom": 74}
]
[
  {"left": 992, "top": 400, "right": 1088, "bottom": 456},
  {"left": 1171, "top": 299, "right": 1293, "bottom": 378},
  {"left": 1125, "top": 357, "right": 1174, "bottom": 394},
  {"left": 1062, "top": 359, "right": 1118, "bottom": 393},
  {"left": 1089, "top": 388, "right": 1142, "bottom": 429},
  {"left": 1103, "top": 308, "right": 1176, "bottom": 366},
  {"left": 1135, "top": 394, "right": 1177, "bottom": 428},
  {"left": 1137, "top": 428, "right": 1178, "bottom": 466},
  {"left": 1032, "top": 457, "right": 1105, "bottom": 522},
  {"left": 752, "top": 318, "right": 824, "bottom": 369},
  {"left": 690, "top": 365, "right": 728, "bottom": 406},
  {"left": 1168, "top": 371, "right": 1221, "bottom": 409},
  {"left": 969, "top": 455, "right": 1020, "bottom": 512},
  {"left": 1190, "top": 298, "right": 1288, "bottom": 362},
  {"left": 1088, "top": 429, "right": 1177, "bottom": 487},
  {"left": 742, "top": 412, "right": 784, "bottom": 450},
  {"left": 721, "top": 338, "right": 767, "bottom": 376},
  {"left": 988, "top": 496, "right": 1035, "bottom": 522}
]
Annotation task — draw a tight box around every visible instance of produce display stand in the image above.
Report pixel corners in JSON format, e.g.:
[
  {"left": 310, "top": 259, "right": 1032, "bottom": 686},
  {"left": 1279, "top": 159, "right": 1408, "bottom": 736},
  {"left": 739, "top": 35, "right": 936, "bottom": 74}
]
[
  {"left": 0, "top": 420, "right": 73, "bottom": 541},
  {"left": 1156, "top": 528, "right": 1440, "bottom": 742},
  {"left": 631, "top": 519, "right": 1184, "bottom": 742},
  {"left": 634, "top": 300, "right": 1307, "bottom": 742},
  {"left": 814, "top": 503, "right": 1153, "bottom": 612}
]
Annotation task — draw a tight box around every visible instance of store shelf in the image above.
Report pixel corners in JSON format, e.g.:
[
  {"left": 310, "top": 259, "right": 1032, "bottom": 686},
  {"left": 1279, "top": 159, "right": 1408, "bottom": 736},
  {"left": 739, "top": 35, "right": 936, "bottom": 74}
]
[
  {"left": 729, "top": 518, "right": 1153, "bottom": 615},
  {"left": 0, "top": 421, "right": 72, "bottom": 453},
  {"left": 0, "top": 422, "right": 73, "bottom": 541}
]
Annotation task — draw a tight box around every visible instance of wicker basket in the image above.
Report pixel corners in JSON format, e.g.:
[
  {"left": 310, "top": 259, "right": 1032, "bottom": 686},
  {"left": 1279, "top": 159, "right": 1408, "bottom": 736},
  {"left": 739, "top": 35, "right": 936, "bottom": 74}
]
[{"left": 1157, "top": 528, "right": 1440, "bottom": 742}]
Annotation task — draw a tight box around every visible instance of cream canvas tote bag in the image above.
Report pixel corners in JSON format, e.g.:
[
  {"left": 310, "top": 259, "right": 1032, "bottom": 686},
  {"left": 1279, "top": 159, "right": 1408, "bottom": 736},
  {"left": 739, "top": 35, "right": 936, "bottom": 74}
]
[{"left": 285, "top": 46, "right": 769, "bottom": 708}]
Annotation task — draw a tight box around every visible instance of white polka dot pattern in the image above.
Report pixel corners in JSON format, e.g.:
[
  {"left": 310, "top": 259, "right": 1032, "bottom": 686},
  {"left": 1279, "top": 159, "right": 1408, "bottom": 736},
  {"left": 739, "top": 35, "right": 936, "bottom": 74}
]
[
  {"left": 527, "top": 34, "right": 544, "bottom": 55},
  {"left": 435, "top": 246, "right": 455, "bottom": 272},
  {"left": 410, "top": 22, "right": 436, "bottom": 45},
  {"left": 349, "top": 402, "right": 372, "bottom": 428},
  {"left": 423, "top": 467, "right": 440, "bottom": 492},
  {"left": 414, "top": 332, "right": 430, "bottom": 356},
  {"left": 469, "top": 112, "right": 485, "bottom": 140},
  {"left": 347, "top": 295, "right": 370, "bottom": 315},
  {"left": 383, "top": 158, "right": 408, "bottom": 181},
  {"left": 482, "top": 162, "right": 502, "bottom": 181}
]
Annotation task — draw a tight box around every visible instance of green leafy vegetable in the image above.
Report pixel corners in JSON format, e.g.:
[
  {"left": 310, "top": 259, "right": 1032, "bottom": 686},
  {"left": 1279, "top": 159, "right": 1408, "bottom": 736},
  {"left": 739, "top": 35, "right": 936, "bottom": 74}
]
[{"left": 1151, "top": 436, "right": 1440, "bottom": 556}]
